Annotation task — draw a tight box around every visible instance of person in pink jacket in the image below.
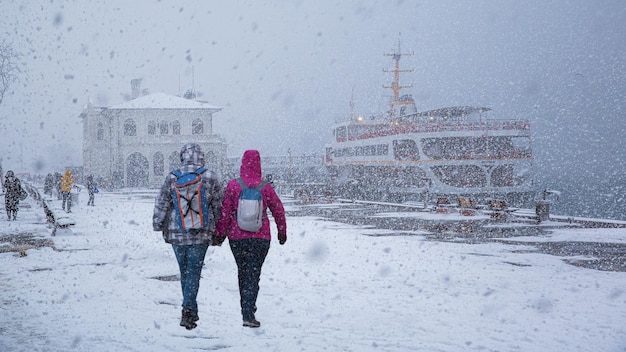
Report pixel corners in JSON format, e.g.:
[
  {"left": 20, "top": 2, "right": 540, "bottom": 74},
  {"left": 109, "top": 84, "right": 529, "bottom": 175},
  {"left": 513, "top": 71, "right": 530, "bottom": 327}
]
[{"left": 212, "top": 150, "right": 287, "bottom": 328}]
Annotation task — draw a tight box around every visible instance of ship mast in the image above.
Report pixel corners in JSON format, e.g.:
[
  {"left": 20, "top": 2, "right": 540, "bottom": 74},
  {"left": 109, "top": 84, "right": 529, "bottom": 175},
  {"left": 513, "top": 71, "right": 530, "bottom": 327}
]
[
  {"left": 383, "top": 38, "right": 414, "bottom": 120},
  {"left": 349, "top": 86, "right": 356, "bottom": 122}
]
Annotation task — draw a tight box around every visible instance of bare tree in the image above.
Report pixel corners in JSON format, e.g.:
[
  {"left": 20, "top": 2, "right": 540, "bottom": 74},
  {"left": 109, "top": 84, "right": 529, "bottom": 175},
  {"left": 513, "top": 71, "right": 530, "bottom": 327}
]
[{"left": 0, "top": 39, "right": 21, "bottom": 105}]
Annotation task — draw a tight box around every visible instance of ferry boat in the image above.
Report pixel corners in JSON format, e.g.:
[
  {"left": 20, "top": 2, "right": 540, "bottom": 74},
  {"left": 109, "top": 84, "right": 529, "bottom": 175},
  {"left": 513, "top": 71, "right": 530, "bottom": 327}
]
[{"left": 324, "top": 41, "right": 535, "bottom": 206}]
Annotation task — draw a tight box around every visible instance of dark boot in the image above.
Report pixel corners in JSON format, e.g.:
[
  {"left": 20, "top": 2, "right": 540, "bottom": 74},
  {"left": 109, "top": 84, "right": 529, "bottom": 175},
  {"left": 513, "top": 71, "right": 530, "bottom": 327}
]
[
  {"left": 243, "top": 319, "right": 261, "bottom": 328},
  {"left": 190, "top": 311, "right": 199, "bottom": 322},
  {"left": 242, "top": 309, "right": 260, "bottom": 328},
  {"left": 179, "top": 308, "right": 197, "bottom": 330}
]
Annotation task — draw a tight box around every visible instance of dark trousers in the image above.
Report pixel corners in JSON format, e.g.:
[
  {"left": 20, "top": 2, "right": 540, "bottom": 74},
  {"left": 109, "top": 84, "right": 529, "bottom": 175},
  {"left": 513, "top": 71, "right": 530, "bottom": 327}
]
[
  {"left": 229, "top": 238, "right": 270, "bottom": 321},
  {"left": 61, "top": 192, "right": 72, "bottom": 211},
  {"left": 6, "top": 208, "right": 17, "bottom": 220}
]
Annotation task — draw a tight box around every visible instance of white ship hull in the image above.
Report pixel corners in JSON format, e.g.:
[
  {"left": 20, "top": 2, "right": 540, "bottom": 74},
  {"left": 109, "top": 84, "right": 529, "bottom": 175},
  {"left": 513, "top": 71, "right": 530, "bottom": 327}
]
[{"left": 325, "top": 118, "right": 534, "bottom": 205}]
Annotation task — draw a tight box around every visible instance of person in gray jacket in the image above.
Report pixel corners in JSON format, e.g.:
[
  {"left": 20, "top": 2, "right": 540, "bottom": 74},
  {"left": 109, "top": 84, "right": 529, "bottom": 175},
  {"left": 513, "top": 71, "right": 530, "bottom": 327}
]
[{"left": 153, "top": 143, "right": 223, "bottom": 330}]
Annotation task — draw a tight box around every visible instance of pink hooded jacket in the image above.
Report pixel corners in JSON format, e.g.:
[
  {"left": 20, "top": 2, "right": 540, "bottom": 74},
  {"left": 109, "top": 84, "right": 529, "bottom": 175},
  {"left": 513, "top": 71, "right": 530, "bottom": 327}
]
[{"left": 214, "top": 150, "right": 286, "bottom": 241}]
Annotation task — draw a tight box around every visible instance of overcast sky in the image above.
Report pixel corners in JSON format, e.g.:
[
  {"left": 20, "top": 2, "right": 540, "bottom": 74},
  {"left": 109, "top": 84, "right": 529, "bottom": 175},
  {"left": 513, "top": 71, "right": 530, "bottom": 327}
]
[{"left": 0, "top": 0, "right": 624, "bottom": 181}]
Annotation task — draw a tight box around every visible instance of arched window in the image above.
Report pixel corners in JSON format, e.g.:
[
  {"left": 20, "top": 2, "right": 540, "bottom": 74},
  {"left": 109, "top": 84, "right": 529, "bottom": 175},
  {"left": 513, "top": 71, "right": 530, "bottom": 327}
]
[
  {"left": 206, "top": 150, "right": 217, "bottom": 165},
  {"left": 153, "top": 152, "right": 164, "bottom": 176},
  {"left": 124, "top": 119, "right": 136, "bottom": 136},
  {"left": 192, "top": 119, "right": 203, "bottom": 135},
  {"left": 126, "top": 152, "right": 149, "bottom": 187},
  {"left": 168, "top": 151, "right": 179, "bottom": 170},
  {"left": 172, "top": 120, "right": 181, "bottom": 135},
  {"left": 148, "top": 121, "right": 156, "bottom": 135},
  {"left": 97, "top": 123, "right": 104, "bottom": 141},
  {"left": 160, "top": 120, "right": 169, "bottom": 135}
]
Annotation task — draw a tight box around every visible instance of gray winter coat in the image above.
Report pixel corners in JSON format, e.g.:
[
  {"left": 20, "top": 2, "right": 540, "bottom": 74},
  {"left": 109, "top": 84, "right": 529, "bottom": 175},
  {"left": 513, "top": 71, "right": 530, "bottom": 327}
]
[{"left": 153, "top": 163, "right": 223, "bottom": 246}]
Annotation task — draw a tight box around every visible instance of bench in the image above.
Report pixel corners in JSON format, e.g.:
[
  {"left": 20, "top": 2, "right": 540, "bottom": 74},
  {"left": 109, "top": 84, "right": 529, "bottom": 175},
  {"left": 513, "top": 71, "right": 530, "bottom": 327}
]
[
  {"left": 435, "top": 196, "right": 456, "bottom": 213},
  {"left": 457, "top": 196, "right": 478, "bottom": 216},
  {"left": 21, "top": 183, "right": 75, "bottom": 236},
  {"left": 487, "top": 199, "right": 519, "bottom": 220},
  {"left": 41, "top": 199, "right": 76, "bottom": 236}
]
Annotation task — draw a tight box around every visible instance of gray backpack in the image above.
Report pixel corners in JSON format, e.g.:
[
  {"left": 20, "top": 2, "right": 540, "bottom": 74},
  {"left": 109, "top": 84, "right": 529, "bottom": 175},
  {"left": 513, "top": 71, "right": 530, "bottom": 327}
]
[{"left": 236, "top": 178, "right": 266, "bottom": 232}]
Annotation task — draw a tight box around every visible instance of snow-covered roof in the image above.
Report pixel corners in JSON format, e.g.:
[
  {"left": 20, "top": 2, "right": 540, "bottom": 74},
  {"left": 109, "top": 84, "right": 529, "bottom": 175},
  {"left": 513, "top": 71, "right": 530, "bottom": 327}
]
[{"left": 109, "top": 92, "right": 221, "bottom": 111}]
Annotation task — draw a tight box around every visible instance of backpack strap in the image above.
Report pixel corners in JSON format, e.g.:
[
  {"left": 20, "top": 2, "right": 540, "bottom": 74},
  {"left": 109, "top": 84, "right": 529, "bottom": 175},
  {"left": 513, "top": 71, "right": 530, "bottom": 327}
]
[
  {"left": 172, "top": 168, "right": 206, "bottom": 178},
  {"left": 236, "top": 178, "right": 266, "bottom": 191}
]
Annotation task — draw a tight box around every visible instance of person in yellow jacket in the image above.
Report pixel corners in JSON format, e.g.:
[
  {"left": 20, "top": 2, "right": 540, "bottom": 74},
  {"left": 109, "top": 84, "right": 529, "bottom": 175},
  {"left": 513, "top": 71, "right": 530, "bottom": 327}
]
[{"left": 61, "top": 169, "right": 76, "bottom": 213}]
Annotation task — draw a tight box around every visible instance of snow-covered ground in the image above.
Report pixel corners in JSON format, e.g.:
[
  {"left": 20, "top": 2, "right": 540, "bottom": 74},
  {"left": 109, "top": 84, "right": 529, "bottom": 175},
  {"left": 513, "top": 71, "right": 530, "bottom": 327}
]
[{"left": 1, "top": 188, "right": 625, "bottom": 352}]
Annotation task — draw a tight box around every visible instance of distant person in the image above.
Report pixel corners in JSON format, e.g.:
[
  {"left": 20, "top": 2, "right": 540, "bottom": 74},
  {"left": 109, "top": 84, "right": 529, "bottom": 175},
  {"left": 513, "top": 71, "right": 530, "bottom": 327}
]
[
  {"left": 54, "top": 172, "right": 62, "bottom": 200},
  {"left": 43, "top": 173, "right": 54, "bottom": 196},
  {"left": 4, "top": 170, "right": 22, "bottom": 221},
  {"left": 212, "top": 150, "right": 287, "bottom": 328},
  {"left": 60, "top": 169, "right": 76, "bottom": 212},
  {"left": 152, "top": 143, "right": 223, "bottom": 330},
  {"left": 86, "top": 174, "right": 97, "bottom": 206}
]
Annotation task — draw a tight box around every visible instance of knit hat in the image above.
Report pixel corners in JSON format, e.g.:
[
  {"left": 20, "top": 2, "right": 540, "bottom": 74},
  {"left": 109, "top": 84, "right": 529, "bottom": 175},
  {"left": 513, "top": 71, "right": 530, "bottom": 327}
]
[{"left": 180, "top": 143, "right": 205, "bottom": 166}]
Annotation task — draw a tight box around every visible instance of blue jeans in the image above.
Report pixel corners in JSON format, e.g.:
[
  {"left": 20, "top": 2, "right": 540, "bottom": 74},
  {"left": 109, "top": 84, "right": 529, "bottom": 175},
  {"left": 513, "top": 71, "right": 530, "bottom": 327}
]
[
  {"left": 172, "top": 243, "right": 209, "bottom": 314},
  {"left": 229, "top": 239, "right": 270, "bottom": 321}
]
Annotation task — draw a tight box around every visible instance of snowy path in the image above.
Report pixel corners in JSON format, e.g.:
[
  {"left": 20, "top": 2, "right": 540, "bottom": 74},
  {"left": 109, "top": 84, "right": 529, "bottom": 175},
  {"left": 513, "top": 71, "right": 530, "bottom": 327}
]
[{"left": 1, "top": 190, "right": 625, "bottom": 351}]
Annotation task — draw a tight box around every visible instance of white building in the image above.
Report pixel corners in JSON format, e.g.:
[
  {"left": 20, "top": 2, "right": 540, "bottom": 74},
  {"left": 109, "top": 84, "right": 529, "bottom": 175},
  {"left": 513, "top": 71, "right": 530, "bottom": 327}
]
[{"left": 81, "top": 80, "right": 228, "bottom": 188}]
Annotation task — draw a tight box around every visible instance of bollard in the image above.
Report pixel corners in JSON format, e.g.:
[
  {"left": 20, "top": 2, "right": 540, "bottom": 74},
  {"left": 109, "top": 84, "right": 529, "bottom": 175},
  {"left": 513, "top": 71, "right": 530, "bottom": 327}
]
[{"left": 535, "top": 200, "right": 550, "bottom": 222}]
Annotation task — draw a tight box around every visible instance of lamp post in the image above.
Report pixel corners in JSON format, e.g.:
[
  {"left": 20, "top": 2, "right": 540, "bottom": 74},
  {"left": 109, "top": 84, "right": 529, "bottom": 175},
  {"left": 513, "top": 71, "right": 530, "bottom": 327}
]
[{"left": 421, "top": 177, "right": 432, "bottom": 209}]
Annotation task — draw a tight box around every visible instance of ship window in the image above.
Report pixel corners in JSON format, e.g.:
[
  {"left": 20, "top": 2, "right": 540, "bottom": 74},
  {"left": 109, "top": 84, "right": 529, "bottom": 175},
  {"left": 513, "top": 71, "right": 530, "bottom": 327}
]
[
  {"left": 491, "top": 164, "right": 529, "bottom": 187},
  {"left": 491, "top": 165, "right": 514, "bottom": 187},
  {"left": 355, "top": 145, "right": 376, "bottom": 156},
  {"left": 376, "top": 144, "right": 388, "bottom": 156},
  {"left": 335, "top": 127, "right": 346, "bottom": 141},
  {"left": 422, "top": 139, "right": 443, "bottom": 159},
  {"left": 432, "top": 165, "right": 486, "bottom": 187},
  {"left": 393, "top": 139, "right": 419, "bottom": 161},
  {"left": 172, "top": 120, "right": 181, "bottom": 135},
  {"left": 336, "top": 147, "right": 354, "bottom": 157},
  {"left": 325, "top": 147, "right": 333, "bottom": 162},
  {"left": 511, "top": 137, "right": 532, "bottom": 158},
  {"left": 424, "top": 138, "right": 471, "bottom": 160}
]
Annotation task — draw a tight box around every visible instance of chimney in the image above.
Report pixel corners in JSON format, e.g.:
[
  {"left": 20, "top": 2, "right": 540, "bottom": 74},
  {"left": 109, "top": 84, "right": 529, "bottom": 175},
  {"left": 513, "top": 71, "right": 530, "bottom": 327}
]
[{"left": 131, "top": 79, "right": 142, "bottom": 99}]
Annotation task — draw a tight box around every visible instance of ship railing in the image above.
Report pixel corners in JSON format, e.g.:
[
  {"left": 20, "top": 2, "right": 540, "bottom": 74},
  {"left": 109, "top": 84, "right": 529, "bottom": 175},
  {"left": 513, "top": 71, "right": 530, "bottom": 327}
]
[{"left": 336, "top": 120, "right": 531, "bottom": 142}]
